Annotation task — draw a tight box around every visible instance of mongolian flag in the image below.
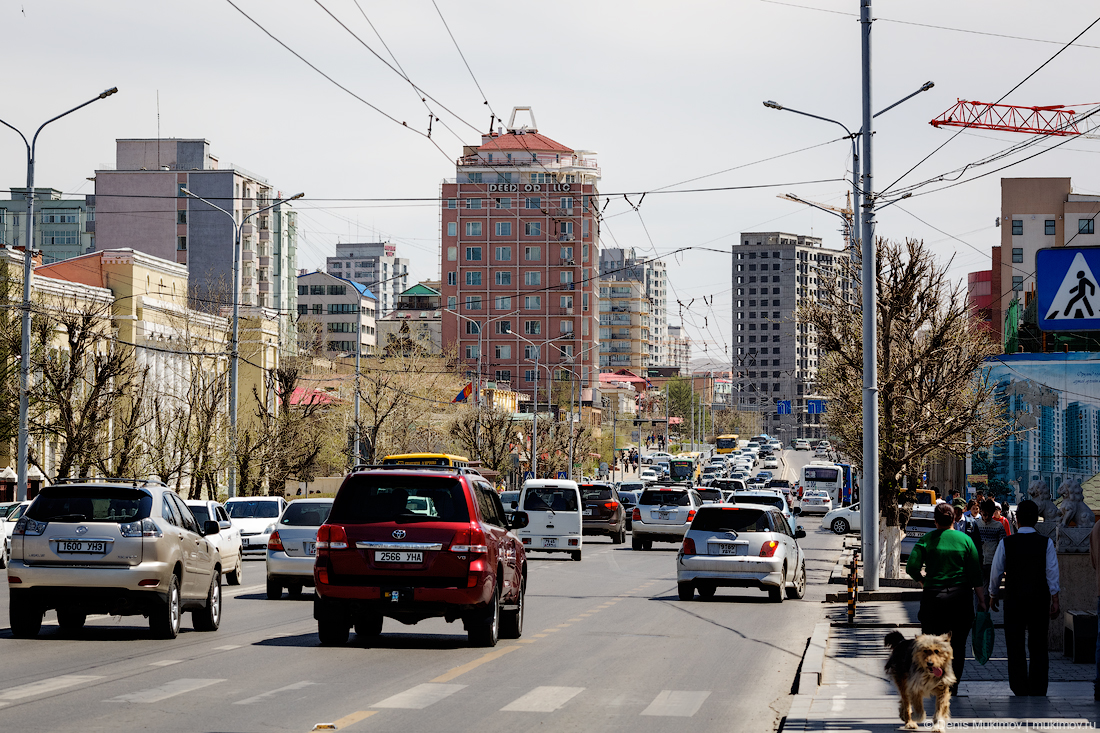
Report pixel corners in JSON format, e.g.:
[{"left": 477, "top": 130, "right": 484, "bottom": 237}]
[{"left": 453, "top": 382, "right": 474, "bottom": 403}]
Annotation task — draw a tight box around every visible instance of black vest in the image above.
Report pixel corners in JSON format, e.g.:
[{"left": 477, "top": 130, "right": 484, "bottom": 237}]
[{"left": 1002, "top": 531, "right": 1050, "bottom": 600}]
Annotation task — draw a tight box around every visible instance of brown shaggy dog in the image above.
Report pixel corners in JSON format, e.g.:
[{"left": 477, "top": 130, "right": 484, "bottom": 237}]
[{"left": 884, "top": 631, "right": 955, "bottom": 731}]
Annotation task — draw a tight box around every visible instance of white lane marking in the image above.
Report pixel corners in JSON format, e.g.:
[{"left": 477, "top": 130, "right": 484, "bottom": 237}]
[
  {"left": 640, "top": 690, "right": 711, "bottom": 717},
  {"left": 372, "top": 683, "right": 466, "bottom": 709},
  {"left": 831, "top": 694, "right": 847, "bottom": 712},
  {"left": 149, "top": 660, "right": 181, "bottom": 667},
  {"left": 213, "top": 645, "right": 241, "bottom": 651},
  {"left": 501, "top": 686, "right": 584, "bottom": 712},
  {"left": 0, "top": 675, "right": 102, "bottom": 702},
  {"left": 225, "top": 584, "right": 265, "bottom": 597},
  {"left": 105, "top": 678, "right": 225, "bottom": 703},
  {"left": 234, "top": 680, "right": 317, "bottom": 705}
]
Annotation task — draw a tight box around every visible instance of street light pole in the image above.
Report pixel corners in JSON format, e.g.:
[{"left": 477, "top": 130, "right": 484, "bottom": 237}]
[
  {"left": 180, "top": 188, "right": 304, "bottom": 498},
  {"left": 0, "top": 86, "right": 118, "bottom": 501}
]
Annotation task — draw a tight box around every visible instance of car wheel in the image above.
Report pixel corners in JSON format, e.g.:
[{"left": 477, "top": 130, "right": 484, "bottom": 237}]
[
  {"left": 786, "top": 558, "right": 807, "bottom": 600},
  {"left": 226, "top": 552, "right": 243, "bottom": 586},
  {"left": 697, "top": 583, "right": 716, "bottom": 601},
  {"left": 9, "top": 593, "right": 43, "bottom": 639},
  {"left": 354, "top": 614, "right": 383, "bottom": 641},
  {"left": 631, "top": 534, "right": 643, "bottom": 551},
  {"left": 56, "top": 607, "right": 87, "bottom": 634},
  {"left": 768, "top": 565, "right": 787, "bottom": 603},
  {"left": 286, "top": 583, "right": 304, "bottom": 600},
  {"left": 642, "top": 540, "right": 653, "bottom": 551},
  {"left": 316, "top": 600, "right": 350, "bottom": 646},
  {"left": 677, "top": 582, "right": 694, "bottom": 601},
  {"left": 570, "top": 550, "right": 582, "bottom": 562},
  {"left": 500, "top": 579, "right": 524, "bottom": 639},
  {"left": 830, "top": 518, "right": 850, "bottom": 535},
  {"left": 266, "top": 578, "right": 282, "bottom": 600},
  {"left": 150, "top": 575, "right": 182, "bottom": 639},
  {"left": 193, "top": 575, "right": 222, "bottom": 631},
  {"left": 468, "top": 582, "right": 500, "bottom": 648}
]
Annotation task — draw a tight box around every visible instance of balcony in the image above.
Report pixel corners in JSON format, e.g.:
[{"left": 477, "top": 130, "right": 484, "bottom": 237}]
[
  {"left": 259, "top": 255, "right": 271, "bottom": 268},
  {"left": 457, "top": 154, "right": 600, "bottom": 174},
  {"left": 241, "top": 198, "right": 254, "bottom": 210},
  {"left": 241, "top": 250, "right": 254, "bottom": 261},
  {"left": 259, "top": 230, "right": 271, "bottom": 241},
  {"left": 241, "top": 224, "right": 254, "bottom": 236}
]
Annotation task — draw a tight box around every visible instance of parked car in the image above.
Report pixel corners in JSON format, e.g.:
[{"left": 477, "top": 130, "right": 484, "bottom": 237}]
[
  {"left": 518, "top": 479, "right": 584, "bottom": 560},
  {"left": 900, "top": 506, "right": 938, "bottom": 559},
  {"left": 267, "top": 498, "right": 334, "bottom": 600},
  {"left": 763, "top": 456, "right": 779, "bottom": 470},
  {"left": 579, "top": 482, "right": 626, "bottom": 544},
  {"left": 225, "top": 496, "right": 287, "bottom": 556},
  {"left": 312, "top": 465, "right": 528, "bottom": 647},
  {"left": 730, "top": 490, "right": 796, "bottom": 533},
  {"left": 676, "top": 504, "right": 806, "bottom": 602},
  {"left": 631, "top": 486, "right": 703, "bottom": 550},
  {"left": 799, "top": 489, "right": 833, "bottom": 515},
  {"left": 185, "top": 500, "right": 244, "bottom": 585},
  {"left": 8, "top": 479, "right": 223, "bottom": 639},
  {"left": 822, "top": 503, "right": 861, "bottom": 535},
  {"left": 1, "top": 501, "right": 32, "bottom": 567}
]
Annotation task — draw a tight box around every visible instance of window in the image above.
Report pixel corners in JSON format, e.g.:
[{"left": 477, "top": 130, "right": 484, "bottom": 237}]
[
  {"left": 495, "top": 222, "right": 512, "bottom": 236},
  {"left": 1045, "top": 220, "right": 1056, "bottom": 235},
  {"left": 583, "top": 219, "right": 590, "bottom": 238},
  {"left": 560, "top": 295, "right": 573, "bottom": 308},
  {"left": 582, "top": 292, "right": 589, "bottom": 311},
  {"left": 447, "top": 271, "right": 456, "bottom": 286},
  {"left": 465, "top": 320, "right": 481, "bottom": 334},
  {"left": 465, "top": 271, "right": 482, "bottom": 286},
  {"left": 447, "top": 222, "right": 456, "bottom": 236},
  {"left": 465, "top": 198, "right": 482, "bottom": 209},
  {"left": 297, "top": 305, "right": 307, "bottom": 316},
  {"left": 465, "top": 222, "right": 483, "bottom": 236},
  {"left": 495, "top": 197, "right": 512, "bottom": 209},
  {"left": 1012, "top": 276, "right": 1024, "bottom": 292},
  {"left": 560, "top": 197, "right": 573, "bottom": 210},
  {"left": 465, "top": 246, "right": 482, "bottom": 261},
  {"left": 310, "top": 285, "right": 325, "bottom": 295},
  {"left": 525, "top": 295, "right": 541, "bottom": 309},
  {"left": 331, "top": 262, "right": 342, "bottom": 269},
  {"left": 447, "top": 296, "right": 457, "bottom": 310},
  {"left": 327, "top": 322, "right": 356, "bottom": 333},
  {"left": 525, "top": 197, "right": 542, "bottom": 209},
  {"left": 495, "top": 271, "right": 512, "bottom": 285},
  {"left": 1012, "top": 248, "right": 1023, "bottom": 263},
  {"left": 524, "top": 345, "right": 537, "bottom": 359},
  {"left": 560, "top": 320, "right": 574, "bottom": 334},
  {"left": 177, "top": 210, "right": 187, "bottom": 224},
  {"left": 297, "top": 285, "right": 308, "bottom": 296},
  {"left": 465, "top": 345, "right": 477, "bottom": 358},
  {"left": 495, "top": 296, "right": 512, "bottom": 310},
  {"left": 1011, "top": 220, "right": 1023, "bottom": 235},
  {"left": 465, "top": 296, "right": 482, "bottom": 310},
  {"left": 495, "top": 246, "right": 512, "bottom": 261},
  {"left": 525, "top": 321, "right": 541, "bottom": 335},
  {"left": 495, "top": 320, "right": 511, "bottom": 333},
  {"left": 447, "top": 246, "right": 457, "bottom": 261},
  {"left": 177, "top": 236, "right": 187, "bottom": 251},
  {"left": 1080, "top": 218, "right": 1095, "bottom": 235},
  {"left": 446, "top": 198, "right": 457, "bottom": 209},
  {"left": 495, "top": 345, "right": 511, "bottom": 359},
  {"left": 312, "top": 304, "right": 323, "bottom": 315},
  {"left": 524, "top": 222, "right": 541, "bottom": 236},
  {"left": 525, "top": 246, "right": 541, "bottom": 261},
  {"left": 328, "top": 284, "right": 346, "bottom": 295},
  {"left": 525, "top": 271, "right": 541, "bottom": 286},
  {"left": 525, "top": 370, "right": 537, "bottom": 382},
  {"left": 582, "top": 244, "right": 589, "bottom": 261},
  {"left": 560, "top": 271, "right": 574, "bottom": 284},
  {"left": 328, "top": 303, "right": 359, "bottom": 314},
  {"left": 495, "top": 370, "right": 511, "bottom": 383},
  {"left": 560, "top": 246, "right": 573, "bottom": 260}
]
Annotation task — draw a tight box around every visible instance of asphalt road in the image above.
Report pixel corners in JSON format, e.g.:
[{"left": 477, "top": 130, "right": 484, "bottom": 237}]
[{"left": 0, "top": 450, "right": 844, "bottom": 733}]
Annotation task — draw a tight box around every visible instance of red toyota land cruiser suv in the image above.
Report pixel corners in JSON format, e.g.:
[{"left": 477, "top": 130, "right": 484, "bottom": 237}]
[{"left": 313, "top": 466, "right": 529, "bottom": 647}]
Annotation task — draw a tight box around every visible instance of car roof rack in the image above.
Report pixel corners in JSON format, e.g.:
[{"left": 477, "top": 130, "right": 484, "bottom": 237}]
[
  {"left": 52, "top": 477, "right": 167, "bottom": 487},
  {"left": 348, "top": 464, "right": 482, "bottom": 476}
]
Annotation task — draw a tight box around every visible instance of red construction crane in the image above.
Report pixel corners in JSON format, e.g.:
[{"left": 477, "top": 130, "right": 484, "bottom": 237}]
[{"left": 929, "top": 99, "right": 1081, "bottom": 136}]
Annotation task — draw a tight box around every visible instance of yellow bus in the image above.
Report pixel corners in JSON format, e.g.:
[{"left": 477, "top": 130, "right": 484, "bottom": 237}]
[
  {"left": 381, "top": 453, "right": 471, "bottom": 467},
  {"left": 715, "top": 434, "right": 740, "bottom": 454}
]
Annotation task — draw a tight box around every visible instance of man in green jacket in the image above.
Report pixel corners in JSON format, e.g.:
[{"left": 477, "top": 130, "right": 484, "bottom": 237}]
[{"left": 907, "top": 502, "right": 989, "bottom": 694}]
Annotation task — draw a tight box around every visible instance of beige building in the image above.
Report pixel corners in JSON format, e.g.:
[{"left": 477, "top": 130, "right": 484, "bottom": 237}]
[
  {"left": 296, "top": 270, "right": 377, "bottom": 359},
  {"left": 598, "top": 278, "right": 649, "bottom": 370}
]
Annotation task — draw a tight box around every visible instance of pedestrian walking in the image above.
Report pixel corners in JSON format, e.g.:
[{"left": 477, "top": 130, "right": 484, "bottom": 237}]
[
  {"left": 906, "top": 502, "right": 988, "bottom": 695},
  {"left": 988, "top": 500, "right": 1060, "bottom": 696},
  {"left": 975, "top": 499, "right": 1008, "bottom": 588},
  {"left": 1090, "top": 515, "right": 1100, "bottom": 701}
]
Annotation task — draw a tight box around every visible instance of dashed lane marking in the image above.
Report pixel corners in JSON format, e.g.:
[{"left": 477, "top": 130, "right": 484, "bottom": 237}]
[
  {"left": 214, "top": 644, "right": 242, "bottom": 651},
  {"left": 500, "top": 686, "right": 585, "bottom": 712},
  {"left": 0, "top": 675, "right": 103, "bottom": 704},
  {"left": 236, "top": 680, "right": 317, "bottom": 705},
  {"left": 640, "top": 691, "right": 711, "bottom": 717},
  {"left": 430, "top": 646, "right": 520, "bottom": 683},
  {"left": 148, "top": 660, "right": 181, "bottom": 667},
  {"left": 372, "top": 683, "right": 466, "bottom": 709},
  {"left": 105, "top": 678, "right": 225, "bottom": 703}
]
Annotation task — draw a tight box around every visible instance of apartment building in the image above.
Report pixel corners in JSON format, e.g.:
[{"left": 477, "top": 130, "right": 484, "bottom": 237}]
[
  {"left": 0, "top": 188, "right": 96, "bottom": 263},
  {"left": 326, "top": 241, "right": 409, "bottom": 314},
  {"left": 599, "top": 247, "right": 667, "bottom": 366},
  {"left": 296, "top": 271, "right": 377, "bottom": 359},
  {"left": 666, "top": 324, "right": 691, "bottom": 375},
  {"left": 94, "top": 138, "right": 299, "bottom": 351},
  {"left": 598, "top": 278, "right": 648, "bottom": 370},
  {"left": 439, "top": 107, "right": 601, "bottom": 394},
  {"left": 376, "top": 282, "right": 444, "bottom": 355},
  {"left": 732, "top": 231, "right": 850, "bottom": 441}
]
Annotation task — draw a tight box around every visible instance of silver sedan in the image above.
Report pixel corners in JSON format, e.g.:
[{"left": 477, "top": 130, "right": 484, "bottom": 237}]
[{"left": 266, "top": 498, "right": 333, "bottom": 600}]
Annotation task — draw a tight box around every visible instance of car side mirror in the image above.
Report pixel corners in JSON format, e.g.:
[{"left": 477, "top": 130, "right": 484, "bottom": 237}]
[
  {"left": 792, "top": 507, "right": 802, "bottom": 515},
  {"left": 795, "top": 526, "right": 807, "bottom": 539},
  {"left": 510, "top": 511, "right": 530, "bottom": 530},
  {"left": 203, "top": 520, "right": 221, "bottom": 537},
  {"left": 218, "top": 520, "right": 232, "bottom": 530}
]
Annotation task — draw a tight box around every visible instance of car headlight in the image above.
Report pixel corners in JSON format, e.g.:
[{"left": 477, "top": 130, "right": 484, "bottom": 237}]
[{"left": 264, "top": 524, "right": 276, "bottom": 534}]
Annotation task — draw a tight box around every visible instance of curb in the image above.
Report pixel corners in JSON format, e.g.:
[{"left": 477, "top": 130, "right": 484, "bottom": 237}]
[
  {"left": 825, "top": 589, "right": 923, "bottom": 602},
  {"left": 784, "top": 621, "right": 830, "bottom": 732}
]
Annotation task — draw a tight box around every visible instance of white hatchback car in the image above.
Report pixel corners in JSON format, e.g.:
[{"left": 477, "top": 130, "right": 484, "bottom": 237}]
[
  {"left": 186, "top": 500, "right": 244, "bottom": 585},
  {"left": 822, "top": 503, "right": 861, "bottom": 534},
  {"left": 763, "top": 456, "right": 779, "bottom": 470}
]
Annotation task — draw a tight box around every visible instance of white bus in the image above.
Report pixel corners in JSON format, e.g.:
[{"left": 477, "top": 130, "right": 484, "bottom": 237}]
[{"left": 800, "top": 461, "right": 845, "bottom": 504}]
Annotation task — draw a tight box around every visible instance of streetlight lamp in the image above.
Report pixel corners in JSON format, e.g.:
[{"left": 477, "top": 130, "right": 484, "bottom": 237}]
[
  {"left": 1, "top": 86, "right": 118, "bottom": 501},
  {"left": 180, "top": 188, "right": 304, "bottom": 498}
]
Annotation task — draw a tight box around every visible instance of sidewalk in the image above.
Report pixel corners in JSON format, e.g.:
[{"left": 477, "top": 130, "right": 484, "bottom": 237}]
[{"left": 785, "top": 600, "right": 1100, "bottom": 731}]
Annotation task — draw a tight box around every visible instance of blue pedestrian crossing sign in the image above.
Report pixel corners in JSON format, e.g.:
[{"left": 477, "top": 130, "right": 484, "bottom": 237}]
[
  {"left": 777, "top": 400, "right": 792, "bottom": 415},
  {"left": 523, "top": 471, "right": 535, "bottom": 480},
  {"left": 556, "top": 471, "right": 568, "bottom": 479},
  {"left": 1037, "top": 247, "right": 1100, "bottom": 331}
]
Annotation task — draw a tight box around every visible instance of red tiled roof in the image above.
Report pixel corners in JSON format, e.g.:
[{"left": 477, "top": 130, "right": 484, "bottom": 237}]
[{"left": 477, "top": 132, "right": 573, "bottom": 154}]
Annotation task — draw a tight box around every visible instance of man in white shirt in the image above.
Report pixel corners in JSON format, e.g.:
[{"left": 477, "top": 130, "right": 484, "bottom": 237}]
[{"left": 988, "top": 500, "right": 1060, "bottom": 696}]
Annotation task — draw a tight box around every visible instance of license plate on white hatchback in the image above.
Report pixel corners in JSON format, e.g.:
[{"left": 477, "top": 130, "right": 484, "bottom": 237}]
[
  {"left": 374, "top": 551, "right": 423, "bottom": 563},
  {"left": 54, "top": 540, "right": 108, "bottom": 554},
  {"left": 711, "top": 543, "right": 745, "bottom": 556},
  {"left": 658, "top": 511, "right": 671, "bottom": 520},
  {"left": 305, "top": 541, "right": 316, "bottom": 555}
]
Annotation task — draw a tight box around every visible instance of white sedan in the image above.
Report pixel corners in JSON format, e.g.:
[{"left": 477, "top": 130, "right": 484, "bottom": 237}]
[
  {"left": 822, "top": 503, "right": 861, "bottom": 534},
  {"left": 763, "top": 456, "right": 779, "bottom": 470},
  {"left": 799, "top": 490, "right": 833, "bottom": 515},
  {"left": 639, "top": 468, "right": 659, "bottom": 484}
]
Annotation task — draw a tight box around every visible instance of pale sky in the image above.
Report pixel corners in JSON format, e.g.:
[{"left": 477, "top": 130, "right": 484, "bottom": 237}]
[{"left": 3, "top": 1, "right": 1100, "bottom": 364}]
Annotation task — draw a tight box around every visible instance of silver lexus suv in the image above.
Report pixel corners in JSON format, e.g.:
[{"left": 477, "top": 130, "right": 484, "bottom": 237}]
[{"left": 7, "top": 479, "right": 224, "bottom": 639}]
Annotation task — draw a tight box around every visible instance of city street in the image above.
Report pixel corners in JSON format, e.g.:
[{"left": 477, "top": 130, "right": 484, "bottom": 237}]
[{"left": 0, "top": 452, "right": 843, "bottom": 733}]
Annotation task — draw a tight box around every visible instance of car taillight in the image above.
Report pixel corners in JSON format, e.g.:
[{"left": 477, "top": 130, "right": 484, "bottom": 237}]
[
  {"left": 119, "top": 518, "right": 161, "bottom": 538},
  {"left": 686, "top": 509, "right": 696, "bottom": 523},
  {"left": 603, "top": 501, "right": 619, "bottom": 511},
  {"left": 315, "top": 524, "right": 348, "bottom": 550},
  {"left": 13, "top": 517, "right": 46, "bottom": 536},
  {"left": 681, "top": 537, "right": 696, "bottom": 555},
  {"left": 451, "top": 524, "right": 488, "bottom": 553},
  {"left": 268, "top": 530, "right": 284, "bottom": 551},
  {"left": 632, "top": 508, "right": 641, "bottom": 521},
  {"left": 759, "top": 540, "right": 780, "bottom": 558}
]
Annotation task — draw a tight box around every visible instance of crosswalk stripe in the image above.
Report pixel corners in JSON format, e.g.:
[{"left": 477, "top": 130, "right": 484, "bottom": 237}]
[
  {"left": 0, "top": 675, "right": 102, "bottom": 702},
  {"left": 234, "top": 680, "right": 316, "bottom": 705},
  {"left": 105, "top": 678, "right": 225, "bottom": 703},
  {"left": 149, "top": 660, "right": 180, "bottom": 667},
  {"left": 640, "top": 690, "right": 711, "bottom": 717},
  {"left": 501, "top": 686, "right": 584, "bottom": 712},
  {"left": 372, "top": 683, "right": 465, "bottom": 709},
  {"left": 213, "top": 645, "right": 241, "bottom": 651}
]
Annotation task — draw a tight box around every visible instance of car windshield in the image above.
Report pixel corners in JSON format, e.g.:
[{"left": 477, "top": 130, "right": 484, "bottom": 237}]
[
  {"left": 281, "top": 501, "right": 334, "bottom": 526},
  {"left": 329, "top": 475, "right": 470, "bottom": 524},
  {"left": 226, "top": 500, "right": 281, "bottom": 519},
  {"left": 27, "top": 487, "right": 152, "bottom": 523},
  {"left": 500, "top": 492, "right": 519, "bottom": 506},
  {"left": 619, "top": 492, "right": 637, "bottom": 504},
  {"left": 697, "top": 489, "right": 722, "bottom": 503},
  {"left": 580, "top": 486, "right": 612, "bottom": 501},
  {"left": 189, "top": 505, "right": 211, "bottom": 524},
  {"left": 692, "top": 507, "right": 771, "bottom": 532},
  {"left": 523, "top": 487, "right": 579, "bottom": 512},
  {"left": 733, "top": 495, "right": 784, "bottom": 510},
  {"left": 619, "top": 482, "right": 644, "bottom": 491},
  {"left": 640, "top": 489, "right": 691, "bottom": 506}
]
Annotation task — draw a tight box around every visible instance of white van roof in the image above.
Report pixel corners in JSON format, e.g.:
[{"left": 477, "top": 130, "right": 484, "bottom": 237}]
[{"left": 523, "top": 479, "right": 579, "bottom": 490}]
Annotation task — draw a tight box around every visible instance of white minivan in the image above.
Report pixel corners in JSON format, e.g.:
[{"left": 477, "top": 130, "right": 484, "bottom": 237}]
[{"left": 515, "top": 479, "right": 584, "bottom": 561}]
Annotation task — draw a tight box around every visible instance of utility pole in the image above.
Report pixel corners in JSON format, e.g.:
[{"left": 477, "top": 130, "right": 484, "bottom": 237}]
[
  {"left": 612, "top": 410, "right": 618, "bottom": 482},
  {"left": 860, "top": 0, "right": 880, "bottom": 591},
  {"left": 532, "top": 353, "right": 539, "bottom": 479},
  {"left": 689, "top": 375, "right": 695, "bottom": 452},
  {"left": 354, "top": 326, "right": 361, "bottom": 465},
  {"left": 664, "top": 383, "right": 669, "bottom": 450}
]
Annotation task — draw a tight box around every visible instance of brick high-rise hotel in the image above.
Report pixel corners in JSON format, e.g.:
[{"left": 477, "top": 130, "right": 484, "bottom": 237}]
[{"left": 441, "top": 109, "right": 600, "bottom": 397}]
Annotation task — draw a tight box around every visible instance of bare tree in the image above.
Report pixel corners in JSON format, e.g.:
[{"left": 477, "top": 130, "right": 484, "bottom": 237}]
[
  {"left": 449, "top": 405, "right": 516, "bottom": 474},
  {"left": 799, "top": 238, "right": 1014, "bottom": 575}
]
